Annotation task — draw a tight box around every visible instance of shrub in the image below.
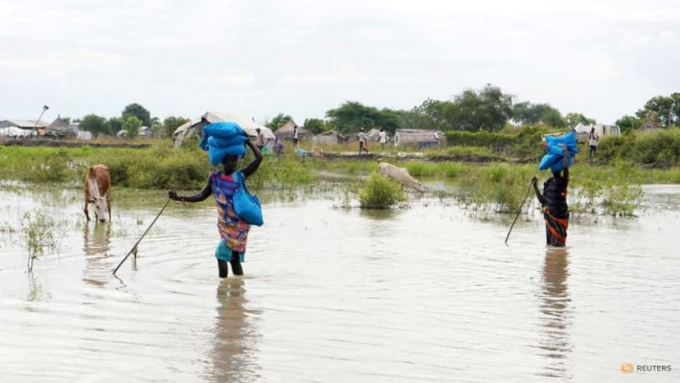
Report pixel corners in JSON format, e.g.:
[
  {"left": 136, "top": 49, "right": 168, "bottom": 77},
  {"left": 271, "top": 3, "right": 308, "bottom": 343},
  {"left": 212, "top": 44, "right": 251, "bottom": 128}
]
[
  {"left": 358, "top": 172, "right": 407, "bottom": 208},
  {"left": 21, "top": 209, "right": 59, "bottom": 273},
  {"left": 24, "top": 150, "right": 73, "bottom": 183},
  {"left": 458, "top": 164, "right": 534, "bottom": 213}
]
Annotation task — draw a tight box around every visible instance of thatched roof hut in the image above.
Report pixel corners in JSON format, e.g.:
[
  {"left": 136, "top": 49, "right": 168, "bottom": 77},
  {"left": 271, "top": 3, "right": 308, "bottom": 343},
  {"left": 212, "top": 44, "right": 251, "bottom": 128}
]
[
  {"left": 46, "top": 116, "right": 77, "bottom": 138},
  {"left": 276, "top": 120, "right": 311, "bottom": 140}
]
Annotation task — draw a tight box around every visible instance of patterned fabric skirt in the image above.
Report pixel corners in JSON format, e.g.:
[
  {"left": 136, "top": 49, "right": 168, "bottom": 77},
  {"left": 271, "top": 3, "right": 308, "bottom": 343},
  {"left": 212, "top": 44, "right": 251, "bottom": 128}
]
[{"left": 544, "top": 209, "right": 568, "bottom": 247}]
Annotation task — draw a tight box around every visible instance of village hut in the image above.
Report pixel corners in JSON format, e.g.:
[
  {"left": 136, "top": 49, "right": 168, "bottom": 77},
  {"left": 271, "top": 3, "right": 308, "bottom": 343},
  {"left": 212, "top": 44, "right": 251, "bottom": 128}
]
[
  {"left": 275, "top": 120, "right": 311, "bottom": 141},
  {"left": 393, "top": 129, "right": 443, "bottom": 148}
]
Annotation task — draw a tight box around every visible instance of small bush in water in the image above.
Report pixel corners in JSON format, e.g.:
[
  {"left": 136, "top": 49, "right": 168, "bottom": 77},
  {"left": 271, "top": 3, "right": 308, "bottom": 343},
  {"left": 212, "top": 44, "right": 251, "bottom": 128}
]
[
  {"left": 358, "top": 172, "right": 406, "bottom": 209},
  {"left": 21, "top": 209, "right": 58, "bottom": 273}
]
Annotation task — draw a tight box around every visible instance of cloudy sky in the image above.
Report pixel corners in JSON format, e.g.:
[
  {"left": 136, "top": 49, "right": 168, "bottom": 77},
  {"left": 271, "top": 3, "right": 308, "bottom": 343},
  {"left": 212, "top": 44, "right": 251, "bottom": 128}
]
[{"left": 1, "top": 0, "right": 678, "bottom": 125}]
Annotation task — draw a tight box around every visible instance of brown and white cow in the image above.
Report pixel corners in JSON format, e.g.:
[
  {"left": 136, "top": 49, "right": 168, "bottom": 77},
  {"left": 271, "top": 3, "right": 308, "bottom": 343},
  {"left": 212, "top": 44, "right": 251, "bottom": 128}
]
[
  {"left": 84, "top": 165, "right": 111, "bottom": 223},
  {"left": 377, "top": 162, "right": 425, "bottom": 192}
]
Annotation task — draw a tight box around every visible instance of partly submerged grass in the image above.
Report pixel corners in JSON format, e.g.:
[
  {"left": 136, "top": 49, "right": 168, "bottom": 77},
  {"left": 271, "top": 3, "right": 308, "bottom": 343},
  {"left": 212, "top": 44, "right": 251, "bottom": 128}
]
[{"left": 0, "top": 144, "right": 672, "bottom": 216}]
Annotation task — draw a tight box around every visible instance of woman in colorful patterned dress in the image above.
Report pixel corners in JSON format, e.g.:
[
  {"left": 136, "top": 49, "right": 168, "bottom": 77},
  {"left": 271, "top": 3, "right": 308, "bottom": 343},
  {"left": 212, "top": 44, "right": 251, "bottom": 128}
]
[{"left": 168, "top": 139, "right": 263, "bottom": 278}]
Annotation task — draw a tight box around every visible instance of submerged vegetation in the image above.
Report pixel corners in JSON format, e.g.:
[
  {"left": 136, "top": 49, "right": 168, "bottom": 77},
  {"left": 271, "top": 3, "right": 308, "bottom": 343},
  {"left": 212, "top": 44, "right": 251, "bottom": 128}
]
[
  {"left": 21, "top": 209, "right": 59, "bottom": 273},
  {"left": 358, "top": 172, "right": 407, "bottom": 209},
  {"left": 0, "top": 139, "right": 672, "bottom": 216}
]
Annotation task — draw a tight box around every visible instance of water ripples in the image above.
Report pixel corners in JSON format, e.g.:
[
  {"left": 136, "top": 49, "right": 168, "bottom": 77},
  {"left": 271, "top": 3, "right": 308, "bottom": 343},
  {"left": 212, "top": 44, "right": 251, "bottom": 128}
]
[{"left": 0, "top": 187, "right": 679, "bottom": 382}]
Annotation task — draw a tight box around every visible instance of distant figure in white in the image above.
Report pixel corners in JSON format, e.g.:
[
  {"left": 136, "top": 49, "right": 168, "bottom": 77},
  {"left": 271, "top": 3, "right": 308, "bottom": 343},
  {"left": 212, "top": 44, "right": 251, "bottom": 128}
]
[
  {"left": 379, "top": 129, "right": 387, "bottom": 151},
  {"left": 588, "top": 127, "right": 599, "bottom": 158},
  {"left": 358, "top": 128, "right": 369, "bottom": 155},
  {"left": 377, "top": 162, "right": 425, "bottom": 192}
]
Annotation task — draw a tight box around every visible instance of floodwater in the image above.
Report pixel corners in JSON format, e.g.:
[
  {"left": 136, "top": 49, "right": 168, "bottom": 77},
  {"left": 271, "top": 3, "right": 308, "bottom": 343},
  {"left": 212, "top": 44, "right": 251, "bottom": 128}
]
[{"left": 0, "top": 182, "right": 679, "bottom": 382}]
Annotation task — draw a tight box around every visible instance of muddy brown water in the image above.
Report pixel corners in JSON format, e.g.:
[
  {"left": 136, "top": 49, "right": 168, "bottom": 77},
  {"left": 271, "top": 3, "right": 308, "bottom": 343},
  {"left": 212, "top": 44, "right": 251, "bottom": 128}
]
[{"left": 1, "top": 183, "right": 679, "bottom": 382}]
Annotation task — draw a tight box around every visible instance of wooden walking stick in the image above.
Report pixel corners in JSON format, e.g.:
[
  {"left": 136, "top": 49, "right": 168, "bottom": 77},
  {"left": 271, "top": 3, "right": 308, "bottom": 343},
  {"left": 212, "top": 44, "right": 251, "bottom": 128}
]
[
  {"left": 113, "top": 198, "right": 170, "bottom": 275},
  {"left": 504, "top": 182, "right": 534, "bottom": 245}
]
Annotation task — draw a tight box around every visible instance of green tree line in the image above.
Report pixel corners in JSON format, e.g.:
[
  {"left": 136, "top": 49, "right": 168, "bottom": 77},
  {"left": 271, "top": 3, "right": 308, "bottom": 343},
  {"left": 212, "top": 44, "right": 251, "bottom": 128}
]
[{"left": 74, "top": 87, "right": 678, "bottom": 139}]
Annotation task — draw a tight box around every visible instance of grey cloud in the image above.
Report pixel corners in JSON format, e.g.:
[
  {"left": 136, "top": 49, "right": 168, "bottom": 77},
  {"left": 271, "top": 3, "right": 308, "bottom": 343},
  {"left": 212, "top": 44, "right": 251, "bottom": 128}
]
[{"left": 0, "top": 0, "right": 679, "bottom": 124}]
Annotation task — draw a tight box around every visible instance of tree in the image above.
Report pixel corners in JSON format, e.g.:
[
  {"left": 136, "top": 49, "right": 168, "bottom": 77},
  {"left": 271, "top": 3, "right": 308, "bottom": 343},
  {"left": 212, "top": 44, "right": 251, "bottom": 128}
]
[
  {"left": 635, "top": 94, "right": 680, "bottom": 128},
  {"left": 60, "top": 116, "right": 72, "bottom": 124},
  {"left": 163, "top": 116, "right": 190, "bottom": 138},
  {"left": 108, "top": 117, "right": 123, "bottom": 134},
  {"left": 266, "top": 113, "right": 292, "bottom": 131},
  {"left": 79, "top": 114, "right": 110, "bottom": 138},
  {"left": 449, "top": 84, "right": 513, "bottom": 131},
  {"left": 512, "top": 102, "right": 567, "bottom": 127},
  {"left": 405, "top": 99, "right": 451, "bottom": 130},
  {"left": 122, "top": 103, "right": 151, "bottom": 127},
  {"left": 374, "top": 108, "right": 404, "bottom": 134},
  {"left": 325, "top": 101, "right": 400, "bottom": 134},
  {"left": 303, "top": 118, "right": 328, "bottom": 134},
  {"left": 122, "top": 115, "right": 142, "bottom": 138},
  {"left": 565, "top": 112, "right": 596, "bottom": 127},
  {"left": 616, "top": 115, "right": 642, "bottom": 134}
]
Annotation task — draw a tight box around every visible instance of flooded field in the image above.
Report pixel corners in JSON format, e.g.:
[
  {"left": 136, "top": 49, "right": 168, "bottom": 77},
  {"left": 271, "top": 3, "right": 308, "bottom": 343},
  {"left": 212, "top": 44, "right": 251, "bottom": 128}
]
[{"left": 1, "top": 183, "right": 679, "bottom": 382}]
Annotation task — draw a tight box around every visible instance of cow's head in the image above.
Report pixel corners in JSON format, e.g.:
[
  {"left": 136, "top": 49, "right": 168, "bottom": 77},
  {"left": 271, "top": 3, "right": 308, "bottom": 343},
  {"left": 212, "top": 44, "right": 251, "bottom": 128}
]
[{"left": 93, "top": 197, "right": 107, "bottom": 222}]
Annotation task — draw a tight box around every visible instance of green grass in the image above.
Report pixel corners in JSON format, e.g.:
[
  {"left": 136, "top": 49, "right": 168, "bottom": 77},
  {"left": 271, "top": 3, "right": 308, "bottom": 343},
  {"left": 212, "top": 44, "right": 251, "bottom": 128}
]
[
  {"left": 0, "top": 143, "right": 318, "bottom": 190},
  {"left": 358, "top": 172, "right": 407, "bottom": 209},
  {"left": 0, "top": 142, "right": 674, "bottom": 216}
]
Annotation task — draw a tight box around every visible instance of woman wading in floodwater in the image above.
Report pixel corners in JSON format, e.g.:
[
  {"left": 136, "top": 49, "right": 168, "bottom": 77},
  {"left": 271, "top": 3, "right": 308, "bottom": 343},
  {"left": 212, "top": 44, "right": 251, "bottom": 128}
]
[{"left": 532, "top": 144, "right": 569, "bottom": 247}]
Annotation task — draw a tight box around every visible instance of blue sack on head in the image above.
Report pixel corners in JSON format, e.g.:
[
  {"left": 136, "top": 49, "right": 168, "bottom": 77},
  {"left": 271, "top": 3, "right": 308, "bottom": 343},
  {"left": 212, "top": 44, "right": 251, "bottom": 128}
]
[
  {"left": 539, "top": 153, "right": 560, "bottom": 171},
  {"left": 539, "top": 131, "right": 579, "bottom": 171},
  {"left": 232, "top": 171, "right": 263, "bottom": 226},
  {"left": 203, "top": 122, "right": 246, "bottom": 139},
  {"left": 208, "top": 135, "right": 248, "bottom": 148},
  {"left": 208, "top": 144, "right": 246, "bottom": 166},
  {"left": 551, "top": 156, "right": 574, "bottom": 172},
  {"left": 201, "top": 122, "right": 249, "bottom": 165},
  {"left": 545, "top": 131, "right": 579, "bottom": 157}
]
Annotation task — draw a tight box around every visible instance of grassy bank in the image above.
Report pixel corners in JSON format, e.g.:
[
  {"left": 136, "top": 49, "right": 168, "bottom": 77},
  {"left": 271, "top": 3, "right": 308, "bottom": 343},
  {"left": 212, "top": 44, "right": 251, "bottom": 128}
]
[
  {"left": 2, "top": 142, "right": 676, "bottom": 215},
  {"left": 0, "top": 143, "right": 315, "bottom": 191}
]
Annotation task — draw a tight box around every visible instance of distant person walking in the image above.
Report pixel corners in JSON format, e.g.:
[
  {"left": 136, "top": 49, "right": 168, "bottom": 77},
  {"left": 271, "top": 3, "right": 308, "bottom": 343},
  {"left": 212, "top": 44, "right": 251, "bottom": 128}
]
[
  {"left": 379, "top": 129, "right": 387, "bottom": 151},
  {"left": 588, "top": 127, "right": 599, "bottom": 158},
  {"left": 358, "top": 128, "right": 369, "bottom": 154},
  {"left": 293, "top": 125, "right": 299, "bottom": 148},
  {"left": 255, "top": 128, "right": 265, "bottom": 151}
]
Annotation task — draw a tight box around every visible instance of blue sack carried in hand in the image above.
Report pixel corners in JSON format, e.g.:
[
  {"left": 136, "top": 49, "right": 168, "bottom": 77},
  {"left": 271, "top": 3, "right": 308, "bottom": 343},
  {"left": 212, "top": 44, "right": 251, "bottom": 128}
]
[{"left": 232, "top": 171, "right": 263, "bottom": 226}]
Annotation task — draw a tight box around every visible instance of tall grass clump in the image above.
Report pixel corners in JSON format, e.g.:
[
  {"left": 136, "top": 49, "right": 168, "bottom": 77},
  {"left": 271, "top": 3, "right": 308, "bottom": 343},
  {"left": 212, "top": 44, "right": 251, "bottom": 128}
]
[
  {"left": 22, "top": 149, "right": 77, "bottom": 183},
  {"left": 459, "top": 164, "right": 534, "bottom": 213},
  {"left": 358, "top": 172, "right": 406, "bottom": 209},
  {"left": 440, "top": 162, "right": 468, "bottom": 178},
  {"left": 602, "top": 184, "right": 644, "bottom": 216},
  {"left": 21, "top": 209, "right": 59, "bottom": 273},
  {"left": 404, "top": 161, "right": 438, "bottom": 177}
]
